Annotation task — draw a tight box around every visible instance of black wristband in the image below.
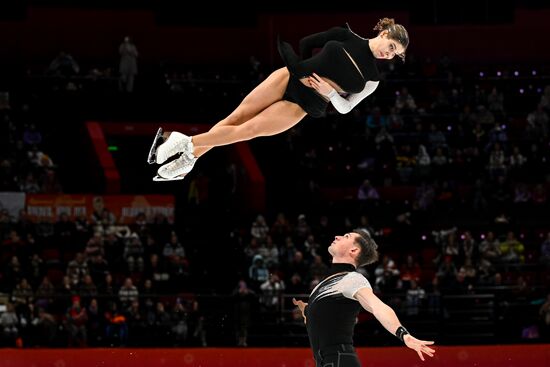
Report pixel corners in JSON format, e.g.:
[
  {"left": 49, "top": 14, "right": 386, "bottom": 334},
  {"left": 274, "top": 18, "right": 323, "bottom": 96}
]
[{"left": 395, "top": 326, "right": 409, "bottom": 342}]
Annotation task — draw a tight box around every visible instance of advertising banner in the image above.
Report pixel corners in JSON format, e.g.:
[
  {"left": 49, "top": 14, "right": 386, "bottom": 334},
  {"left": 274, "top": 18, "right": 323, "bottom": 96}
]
[{"left": 25, "top": 194, "right": 175, "bottom": 223}]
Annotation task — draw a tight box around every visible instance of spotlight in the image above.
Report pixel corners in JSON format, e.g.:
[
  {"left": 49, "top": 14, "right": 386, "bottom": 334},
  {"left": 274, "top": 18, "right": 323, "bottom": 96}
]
[{"left": 514, "top": 71, "right": 519, "bottom": 76}]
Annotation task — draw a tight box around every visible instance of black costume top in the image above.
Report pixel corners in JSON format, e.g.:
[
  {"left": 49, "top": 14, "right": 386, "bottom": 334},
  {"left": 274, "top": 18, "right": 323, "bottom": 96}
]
[
  {"left": 278, "top": 25, "right": 381, "bottom": 117},
  {"left": 305, "top": 263, "right": 372, "bottom": 355},
  {"left": 280, "top": 25, "right": 380, "bottom": 93}
]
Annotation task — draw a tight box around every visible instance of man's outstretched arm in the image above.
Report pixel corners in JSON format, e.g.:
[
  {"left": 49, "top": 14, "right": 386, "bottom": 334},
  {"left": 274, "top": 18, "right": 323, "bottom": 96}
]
[{"left": 355, "top": 287, "right": 436, "bottom": 361}]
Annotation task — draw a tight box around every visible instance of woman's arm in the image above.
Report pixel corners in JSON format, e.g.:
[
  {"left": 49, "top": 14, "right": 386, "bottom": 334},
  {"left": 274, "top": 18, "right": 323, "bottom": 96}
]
[
  {"left": 328, "top": 81, "right": 379, "bottom": 114},
  {"left": 299, "top": 26, "right": 351, "bottom": 59},
  {"left": 308, "top": 73, "right": 379, "bottom": 114}
]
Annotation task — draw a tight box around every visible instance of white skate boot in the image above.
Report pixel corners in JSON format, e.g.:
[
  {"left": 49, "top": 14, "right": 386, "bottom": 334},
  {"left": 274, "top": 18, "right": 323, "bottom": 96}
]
[
  {"left": 149, "top": 129, "right": 194, "bottom": 165},
  {"left": 154, "top": 150, "right": 197, "bottom": 181}
]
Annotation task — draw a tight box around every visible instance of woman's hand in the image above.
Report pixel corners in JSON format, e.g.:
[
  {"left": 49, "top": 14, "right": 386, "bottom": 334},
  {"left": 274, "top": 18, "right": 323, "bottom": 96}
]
[
  {"left": 308, "top": 72, "right": 335, "bottom": 97},
  {"left": 403, "top": 334, "right": 436, "bottom": 361},
  {"left": 292, "top": 298, "right": 308, "bottom": 324}
]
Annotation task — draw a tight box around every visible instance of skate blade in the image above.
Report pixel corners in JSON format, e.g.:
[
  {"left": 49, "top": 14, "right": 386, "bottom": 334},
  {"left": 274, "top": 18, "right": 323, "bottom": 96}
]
[
  {"left": 147, "top": 127, "right": 164, "bottom": 164},
  {"left": 152, "top": 175, "right": 185, "bottom": 182}
]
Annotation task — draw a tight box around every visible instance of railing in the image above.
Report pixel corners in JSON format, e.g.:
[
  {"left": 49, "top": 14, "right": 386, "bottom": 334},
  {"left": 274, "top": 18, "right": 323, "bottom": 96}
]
[{"left": 1, "top": 286, "right": 546, "bottom": 348}]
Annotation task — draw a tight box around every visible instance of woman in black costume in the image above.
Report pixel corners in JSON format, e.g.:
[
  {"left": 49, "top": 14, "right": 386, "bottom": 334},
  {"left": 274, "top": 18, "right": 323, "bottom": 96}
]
[{"left": 149, "top": 17, "right": 408, "bottom": 181}]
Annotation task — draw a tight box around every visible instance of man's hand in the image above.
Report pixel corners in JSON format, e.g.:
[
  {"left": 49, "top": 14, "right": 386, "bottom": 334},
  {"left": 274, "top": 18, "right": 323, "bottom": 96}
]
[
  {"left": 403, "top": 334, "right": 435, "bottom": 361},
  {"left": 292, "top": 298, "right": 307, "bottom": 324}
]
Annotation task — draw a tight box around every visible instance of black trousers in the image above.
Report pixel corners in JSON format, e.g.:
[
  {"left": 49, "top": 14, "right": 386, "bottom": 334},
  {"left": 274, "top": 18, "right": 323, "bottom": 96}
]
[{"left": 315, "top": 344, "right": 361, "bottom": 367}]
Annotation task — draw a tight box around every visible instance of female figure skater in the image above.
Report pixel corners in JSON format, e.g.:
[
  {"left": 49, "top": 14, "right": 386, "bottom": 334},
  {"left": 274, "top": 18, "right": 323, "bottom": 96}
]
[{"left": 148, "top": 17, "right": 408, "bottom": 181}]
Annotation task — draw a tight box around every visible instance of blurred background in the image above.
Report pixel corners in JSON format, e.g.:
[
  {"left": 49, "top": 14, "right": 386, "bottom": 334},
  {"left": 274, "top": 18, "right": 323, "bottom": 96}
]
[{"left": 0, "top": 1, "right": 549, "bottom": 365}]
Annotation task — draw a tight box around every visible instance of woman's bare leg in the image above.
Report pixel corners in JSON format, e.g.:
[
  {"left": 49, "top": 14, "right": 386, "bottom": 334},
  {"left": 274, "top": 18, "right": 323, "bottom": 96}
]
[
  {"left": 161, "top": 69, "right": 288, "bottom": 157},
  {"left": 156, "top": 100, "right": 305, "bottom": 180},
  {"left": 190, "top": 67, "right": 291, "bottom": 157},
  {"left": 161, "top": 68, "right": 290, "bottom": 158},
  {"left": 192, "top": 100, "right": 306, "bottom": 148},
  {"left": 154, "top": 67, "right": 300, "bottom": 179}
]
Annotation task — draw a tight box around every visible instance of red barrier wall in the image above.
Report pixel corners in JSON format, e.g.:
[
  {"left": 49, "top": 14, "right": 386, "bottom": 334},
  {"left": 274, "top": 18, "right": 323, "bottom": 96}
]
[{"left": 1, "top": 345, "right": 549, "bottom": 367}]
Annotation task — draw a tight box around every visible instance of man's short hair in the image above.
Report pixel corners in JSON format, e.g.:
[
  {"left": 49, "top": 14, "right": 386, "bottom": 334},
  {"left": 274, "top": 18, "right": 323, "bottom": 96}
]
[{"left": 352, "top": 228, "right": 379, "bottom": 267}]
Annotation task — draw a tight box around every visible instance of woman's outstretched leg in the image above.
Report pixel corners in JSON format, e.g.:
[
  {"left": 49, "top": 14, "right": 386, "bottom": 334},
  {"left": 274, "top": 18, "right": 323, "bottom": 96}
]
[
  {"left": 192, "top": 100, "right": 306, "bottom": 147},
  {"left": 157, "top": 100, "right": 306, "bottom": 179},
  {"left": 152, "top": 67, "right": 305, "bottom": 180},
  {"left": 153, "top": 67, "right": 291, "bottom": 162}
]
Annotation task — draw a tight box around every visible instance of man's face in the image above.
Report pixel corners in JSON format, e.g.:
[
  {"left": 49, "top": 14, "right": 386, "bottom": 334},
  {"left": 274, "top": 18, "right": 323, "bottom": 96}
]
[{"left": 328, "top": 232, "right": 360, "bottom": 258}]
